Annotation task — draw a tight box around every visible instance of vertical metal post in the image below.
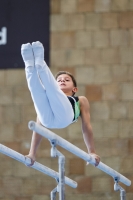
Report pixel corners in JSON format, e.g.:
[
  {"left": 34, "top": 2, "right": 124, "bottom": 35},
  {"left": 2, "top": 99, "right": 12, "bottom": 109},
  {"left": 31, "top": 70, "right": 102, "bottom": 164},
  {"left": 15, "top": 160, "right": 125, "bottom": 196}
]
[
  {"left": 58, "top": 155, "right": 65, "bottom": 200},
  {"left": 50, "top": 139, "right": 65, "bottom": 200},
  {"left": 114, "top": 178, "right": 126, "bottom": 200},
  {"left": 51, "top": 187, "right": 57, "bottom": 200},
  {"left": 120, "top": 189, "right": 126, "bottom": 200}
]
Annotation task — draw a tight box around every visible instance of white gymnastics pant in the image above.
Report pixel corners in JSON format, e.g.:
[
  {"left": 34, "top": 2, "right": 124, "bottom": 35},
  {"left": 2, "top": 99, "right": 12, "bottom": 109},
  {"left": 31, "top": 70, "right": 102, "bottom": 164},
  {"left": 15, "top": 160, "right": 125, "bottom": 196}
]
[{"left": 25, "top": 61, "right": 74, "bottom": 129}]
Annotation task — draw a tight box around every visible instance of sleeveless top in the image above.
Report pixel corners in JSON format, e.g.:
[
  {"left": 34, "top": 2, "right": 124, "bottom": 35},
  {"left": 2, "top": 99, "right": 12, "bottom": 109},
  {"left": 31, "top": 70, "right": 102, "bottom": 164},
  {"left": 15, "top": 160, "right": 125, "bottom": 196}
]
[{"left": 67, "top": 96, "right": 80, "bottom": 122}]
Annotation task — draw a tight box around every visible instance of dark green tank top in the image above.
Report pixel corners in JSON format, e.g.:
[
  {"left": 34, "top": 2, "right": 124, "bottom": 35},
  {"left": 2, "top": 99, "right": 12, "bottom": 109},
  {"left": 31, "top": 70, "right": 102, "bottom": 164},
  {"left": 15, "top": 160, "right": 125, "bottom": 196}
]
[{"left": 67, "top": 96, "right": 80, "bottom": 122}]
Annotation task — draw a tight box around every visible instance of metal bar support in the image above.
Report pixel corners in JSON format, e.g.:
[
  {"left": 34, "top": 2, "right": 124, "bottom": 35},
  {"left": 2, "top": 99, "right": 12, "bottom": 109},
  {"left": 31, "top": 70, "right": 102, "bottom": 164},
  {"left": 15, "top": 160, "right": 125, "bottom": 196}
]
[
  {"left": 50, "top": 140, "right": 65, "bottom": 200},
  {"left": 51, "top": 187, "right": 57, "bottom": 200},
  {"left": 114, "top": 178, "right": 126, "bottom": 200}
]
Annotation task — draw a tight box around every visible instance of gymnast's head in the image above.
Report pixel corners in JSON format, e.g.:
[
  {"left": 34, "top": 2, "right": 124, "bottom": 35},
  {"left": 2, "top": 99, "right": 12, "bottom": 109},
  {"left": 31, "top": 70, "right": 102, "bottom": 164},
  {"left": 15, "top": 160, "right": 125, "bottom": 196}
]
[{"left": 55, "top": 71, "right": 78, "bottom": 96}]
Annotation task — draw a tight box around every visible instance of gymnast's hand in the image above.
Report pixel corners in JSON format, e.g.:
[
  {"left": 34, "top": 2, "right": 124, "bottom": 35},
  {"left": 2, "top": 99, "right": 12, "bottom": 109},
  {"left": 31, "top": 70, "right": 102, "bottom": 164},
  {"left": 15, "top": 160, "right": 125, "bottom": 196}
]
[
  {"left": 87, "top": 153, "right": 100, "bottom": 167},
  {"left": 25, "top": 154, "right": 36, "bottom": 167}
]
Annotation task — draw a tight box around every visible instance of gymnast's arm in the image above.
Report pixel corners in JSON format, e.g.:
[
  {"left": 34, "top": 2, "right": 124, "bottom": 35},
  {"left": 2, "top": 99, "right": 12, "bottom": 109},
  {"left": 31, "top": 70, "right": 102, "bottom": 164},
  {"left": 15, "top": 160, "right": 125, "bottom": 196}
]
[
  {"left": 26, "top": 117, "right": 43, "bottom": 166},
  {"left": 79, "top": 96, "right": 100, "bottom": 166}
]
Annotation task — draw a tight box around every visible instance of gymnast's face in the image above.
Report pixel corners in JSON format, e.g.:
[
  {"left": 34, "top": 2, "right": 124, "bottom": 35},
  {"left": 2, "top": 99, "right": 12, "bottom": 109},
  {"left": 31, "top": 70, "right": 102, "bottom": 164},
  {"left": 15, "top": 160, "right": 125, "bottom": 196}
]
[{"left": 56, "top": 74, "right": 77, "bottom": 96}]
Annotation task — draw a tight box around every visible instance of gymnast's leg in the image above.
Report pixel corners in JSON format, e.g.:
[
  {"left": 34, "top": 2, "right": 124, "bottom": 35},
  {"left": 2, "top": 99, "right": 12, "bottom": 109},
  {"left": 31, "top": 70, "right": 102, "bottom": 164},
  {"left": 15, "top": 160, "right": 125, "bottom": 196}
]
[
  {"left": 21, "top": 43, "right": 57, "bottom": 128},
  {"left": 31, "top": 41, "right": 74, "bottom": 128},
  {"left": 21, "top": 42, "right": 74, "bottom": 128}
]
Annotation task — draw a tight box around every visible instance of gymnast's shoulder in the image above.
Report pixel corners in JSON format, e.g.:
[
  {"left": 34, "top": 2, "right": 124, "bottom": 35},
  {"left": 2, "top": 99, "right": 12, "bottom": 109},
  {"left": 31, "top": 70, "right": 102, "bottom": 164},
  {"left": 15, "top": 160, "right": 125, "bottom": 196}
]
[{"left": 78, "top": 96, "right": 90, "bottom": 110}]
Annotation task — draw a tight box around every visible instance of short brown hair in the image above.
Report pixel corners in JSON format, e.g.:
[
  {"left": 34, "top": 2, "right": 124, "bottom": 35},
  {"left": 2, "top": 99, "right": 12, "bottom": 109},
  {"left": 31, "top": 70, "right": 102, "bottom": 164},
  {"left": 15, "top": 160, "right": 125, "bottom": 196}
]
[{"left": 55, "top": 71, "right": 77, "bottom": 87}]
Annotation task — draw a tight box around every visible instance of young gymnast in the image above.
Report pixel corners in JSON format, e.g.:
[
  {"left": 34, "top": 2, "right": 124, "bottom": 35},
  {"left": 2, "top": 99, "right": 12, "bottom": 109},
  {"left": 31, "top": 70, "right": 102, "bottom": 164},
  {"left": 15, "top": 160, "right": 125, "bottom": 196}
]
[{"left": 21, "top": 41, "right": 100, "bottom": 167}]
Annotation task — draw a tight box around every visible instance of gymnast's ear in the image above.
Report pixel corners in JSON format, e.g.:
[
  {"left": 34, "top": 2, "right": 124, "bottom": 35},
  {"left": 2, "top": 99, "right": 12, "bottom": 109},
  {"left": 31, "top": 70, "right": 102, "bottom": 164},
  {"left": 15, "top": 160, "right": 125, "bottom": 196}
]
[{"left": 72, "top": 87, "right": 78, "bottom": 94}]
